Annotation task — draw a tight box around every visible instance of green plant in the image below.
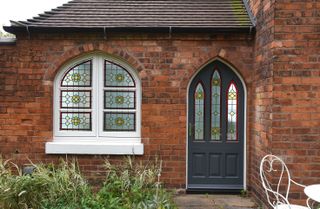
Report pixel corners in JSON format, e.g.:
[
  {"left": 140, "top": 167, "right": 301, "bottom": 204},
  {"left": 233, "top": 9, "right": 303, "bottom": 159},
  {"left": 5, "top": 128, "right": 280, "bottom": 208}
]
[
  {"left": 97, "top": 157, "right": 177, "bottom": 209},
  {"left": 0, "top": 158, "right": 94, "bottom": 209},
  {"left": 0, "top": 157, "right": 177, "bottom": 209}
]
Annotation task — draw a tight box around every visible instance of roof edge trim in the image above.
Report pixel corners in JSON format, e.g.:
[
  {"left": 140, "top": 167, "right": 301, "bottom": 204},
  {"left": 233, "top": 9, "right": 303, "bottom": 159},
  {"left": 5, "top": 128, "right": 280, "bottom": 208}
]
[
  {"left": 242, "top": 0, "right": 256, "bottom": 26},
  {"left": 4, "top": 25, "right": 256, "bottom": 35}
]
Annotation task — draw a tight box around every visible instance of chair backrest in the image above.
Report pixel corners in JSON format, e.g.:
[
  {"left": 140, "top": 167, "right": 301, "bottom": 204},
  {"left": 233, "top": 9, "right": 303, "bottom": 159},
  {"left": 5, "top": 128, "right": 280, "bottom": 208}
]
[{"left": 260, "top": 154, "right": 293, "bottom": 207}]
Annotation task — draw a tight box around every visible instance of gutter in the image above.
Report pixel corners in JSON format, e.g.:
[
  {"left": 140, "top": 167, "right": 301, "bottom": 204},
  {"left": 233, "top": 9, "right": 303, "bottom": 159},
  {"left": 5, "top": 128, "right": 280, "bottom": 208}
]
[{"left": 4, "top": 25, "right": 256, "bottom": 36}]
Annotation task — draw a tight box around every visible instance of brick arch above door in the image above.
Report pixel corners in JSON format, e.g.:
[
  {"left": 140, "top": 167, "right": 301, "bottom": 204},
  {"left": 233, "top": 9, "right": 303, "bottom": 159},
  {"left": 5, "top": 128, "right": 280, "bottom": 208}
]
[
  {"left": 190, "top": 56, "right": 249, "bottom": 86},
  {"left": 178, "top": 56, "right": 251, "bottom": 92}
]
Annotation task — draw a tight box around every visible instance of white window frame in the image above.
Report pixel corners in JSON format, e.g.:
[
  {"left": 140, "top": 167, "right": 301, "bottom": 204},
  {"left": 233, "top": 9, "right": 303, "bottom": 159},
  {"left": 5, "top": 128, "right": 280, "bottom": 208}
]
[{"left": 46, "top": 54, "right": 143, "bottom": 155}]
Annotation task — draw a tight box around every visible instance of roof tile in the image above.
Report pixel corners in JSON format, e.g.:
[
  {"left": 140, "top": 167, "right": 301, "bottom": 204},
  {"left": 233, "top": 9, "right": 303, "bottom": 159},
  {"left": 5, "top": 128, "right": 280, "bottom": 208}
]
[{"left": 6, "top": 0, "right": 255, "bottom": 32}]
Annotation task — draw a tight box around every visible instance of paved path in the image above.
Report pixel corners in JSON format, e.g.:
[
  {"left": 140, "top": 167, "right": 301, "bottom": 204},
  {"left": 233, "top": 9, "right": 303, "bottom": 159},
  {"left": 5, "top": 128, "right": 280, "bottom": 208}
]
[{"left": 174, "top": 194, "right": 259, "bottom": 209}]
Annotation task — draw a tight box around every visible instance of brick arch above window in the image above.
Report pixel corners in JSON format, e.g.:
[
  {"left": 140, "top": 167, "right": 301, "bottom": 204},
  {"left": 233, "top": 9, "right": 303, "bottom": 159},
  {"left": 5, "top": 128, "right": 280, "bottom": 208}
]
[
  {"left": 46, "top": 53, "right": 143, "bottom": 155},
  {"left": 44, "top": 45, "right": 144, "bottom": 81}
]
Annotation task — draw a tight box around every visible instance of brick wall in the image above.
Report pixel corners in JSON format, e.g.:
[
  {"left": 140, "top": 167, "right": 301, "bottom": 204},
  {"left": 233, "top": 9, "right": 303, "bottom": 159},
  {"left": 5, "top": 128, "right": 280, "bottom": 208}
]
[
  {"left": 248, "top": 0, "right": 275, "bottom": 205},
  {"left": 248, "top": 0, "right": 320, "bottom": 206},
  {"left": 0, "top": 32, "right": 254, "bottom": 188},
  {"left": 272, "top": 0, "right": 320, "bottom": 204}
]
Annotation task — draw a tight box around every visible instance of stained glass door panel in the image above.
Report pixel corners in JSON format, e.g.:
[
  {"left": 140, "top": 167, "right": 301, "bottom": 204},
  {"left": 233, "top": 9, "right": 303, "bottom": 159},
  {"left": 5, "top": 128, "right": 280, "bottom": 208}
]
[
  {"left": 194, "top": 83, "right": 205, "bottom": 140},
  {"left": 188, "top": 60, "right": 245, "bottom": 191},
  {"left": 211, "top": 70, "right": 221, "bottom": 140}
]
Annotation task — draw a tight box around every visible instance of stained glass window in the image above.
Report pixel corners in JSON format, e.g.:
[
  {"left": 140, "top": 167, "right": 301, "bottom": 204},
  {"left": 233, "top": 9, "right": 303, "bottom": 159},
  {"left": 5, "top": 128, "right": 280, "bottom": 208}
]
[
  {"left": 227, "top": 82, "right": 238, "bottom": 141},
  {"left": 60, "top": 112, "right": 91, "bottom": 131},
  {"left": 194, "top": 83, "right": 205, "bottom": 140},
  {"left": 61, "top": 61, "right": 92, "bottom": 87},
  {"left": 59, "top": 60, "right": 92, "bottom": 131},
  {"left": 56, "top": 57, "right": 140, "bottom": 139},
  {"left": 104, "top": 91, "right": 135, "bottom": 109},
  {"left": 61, "top": 91, "right": 91, "bottom": 109},
  {"left": 103, "top": 60, "right": 136, "bottom": 132},
  {"left": 104, "top": 113, "right": 135, "bottom": 131},
  {"left": 105, "top": 61, "right": 135, "bottom": 87},
  {"left": 211, "top": 71, "right": 221, "bottom": 140}
]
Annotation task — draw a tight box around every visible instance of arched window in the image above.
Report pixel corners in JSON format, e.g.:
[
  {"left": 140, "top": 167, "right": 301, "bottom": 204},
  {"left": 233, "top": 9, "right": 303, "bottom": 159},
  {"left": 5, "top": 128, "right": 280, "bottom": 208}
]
[{"left": 46, "top": 54, "right": 143, "bottom": 155}]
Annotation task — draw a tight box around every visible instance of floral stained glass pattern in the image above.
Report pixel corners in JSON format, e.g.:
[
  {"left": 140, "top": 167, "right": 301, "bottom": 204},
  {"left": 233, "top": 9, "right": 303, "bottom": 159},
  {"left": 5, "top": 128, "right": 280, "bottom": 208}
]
[
  {"left": 61, "top": 61, "right": 92, "bottom": 87},
  {"left": 105, "top": 61, "right": 135, "bottom": 87},
  {"left": 104, "top": 91, "right": 135, "bottom": 109},
  {"left": 60, "top": 112, "right": 91, "bottom": 131},
  {"left": 103, "top": 60, "right": 136, "bottom": 132},
  {"left": 104, "top": 113, "right": 135, "bottom": 131},
  {"left": 59, "top": 60, "right": 92, "bottom": 131},
  {"left": 194, "top": 83, "right": 205, "bottom": 140},
  {"left": 211, "top": 71, "right": 221, "bottom": 140},
  {"left": 61, "top": 91, "right": 91, "bottom": 109},
  {"left": 227, "top": 82, "right": 238, "bottom": 141}
]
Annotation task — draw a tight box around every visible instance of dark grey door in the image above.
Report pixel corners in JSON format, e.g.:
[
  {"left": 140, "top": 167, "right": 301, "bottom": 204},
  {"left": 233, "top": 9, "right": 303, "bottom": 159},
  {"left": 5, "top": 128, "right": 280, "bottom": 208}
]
[{"left": 188, "top": 60, "right": 245, "bottom": 190}]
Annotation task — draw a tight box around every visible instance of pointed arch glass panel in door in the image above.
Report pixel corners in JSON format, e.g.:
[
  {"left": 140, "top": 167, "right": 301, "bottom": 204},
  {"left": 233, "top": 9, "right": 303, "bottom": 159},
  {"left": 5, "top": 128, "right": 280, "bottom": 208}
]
[
  {"left": 194, "top": 83, "right": 205, "bottom": 140},
  {"left": 227, "top": 82, "right": 238, "bottom": 141},
  {"left": 211, "top": 70, "right": 221, "bottom": 141}
]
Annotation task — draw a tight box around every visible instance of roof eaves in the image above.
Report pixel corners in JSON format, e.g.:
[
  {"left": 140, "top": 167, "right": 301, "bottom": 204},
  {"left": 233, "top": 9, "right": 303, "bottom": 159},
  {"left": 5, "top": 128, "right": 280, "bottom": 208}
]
[{"left": 3, "top": 25, "right": 255, "bottom": 35}]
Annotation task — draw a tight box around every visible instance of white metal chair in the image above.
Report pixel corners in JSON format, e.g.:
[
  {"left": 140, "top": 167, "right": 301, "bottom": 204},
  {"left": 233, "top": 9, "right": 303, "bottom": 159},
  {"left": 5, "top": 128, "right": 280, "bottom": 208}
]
[{"left": 260, "top": 154, "right": 310, "bottom": 209}]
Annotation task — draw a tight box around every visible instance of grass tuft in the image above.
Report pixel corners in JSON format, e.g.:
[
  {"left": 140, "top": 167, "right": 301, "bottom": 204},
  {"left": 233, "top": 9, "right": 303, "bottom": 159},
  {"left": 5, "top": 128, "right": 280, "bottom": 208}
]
[{"left": 0, "top": 157, "right": 177, "bottom": 209}]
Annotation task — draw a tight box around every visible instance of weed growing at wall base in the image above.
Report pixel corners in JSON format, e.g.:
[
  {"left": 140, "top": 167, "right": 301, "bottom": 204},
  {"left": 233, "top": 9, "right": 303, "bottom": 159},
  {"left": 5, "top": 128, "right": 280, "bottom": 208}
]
[{"left": 0, "top": 157, "right": 177, "bottom": 209}]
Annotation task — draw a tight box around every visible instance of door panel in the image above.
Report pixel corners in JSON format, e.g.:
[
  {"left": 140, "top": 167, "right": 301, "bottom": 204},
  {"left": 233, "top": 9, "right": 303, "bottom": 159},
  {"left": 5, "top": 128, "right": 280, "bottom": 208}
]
[
  {"left": 192, "top": 153, "right": 206, "bottom": 178},
  {"left": 188, "top": 60, "right": 245, "bottom": 190},
  {"left": 225, "top": 153, "right": 239, "bottom": 177},
  {"left": 208, "top": 153, "right": 222, "bottom": 177}
]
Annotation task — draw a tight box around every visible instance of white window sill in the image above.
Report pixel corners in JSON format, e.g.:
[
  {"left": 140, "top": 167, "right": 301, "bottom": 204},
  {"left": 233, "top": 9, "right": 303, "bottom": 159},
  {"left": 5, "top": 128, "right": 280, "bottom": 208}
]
[{"left": 45, "top": 141, "right": 144, "bottom": 155}]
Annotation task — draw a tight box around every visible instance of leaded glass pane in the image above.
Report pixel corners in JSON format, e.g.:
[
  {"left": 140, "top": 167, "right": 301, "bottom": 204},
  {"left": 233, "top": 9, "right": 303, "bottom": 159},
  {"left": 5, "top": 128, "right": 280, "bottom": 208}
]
[
  {"left": 211, "top": 71, "right": 221, "bottom": 140},
  {"left": 104, "top": 91, "right": 135, "bottom": 109},
  {"left": 104, "top": 113, "right": 135, "bottom": 131},
  {"left": 105, "top": 61, "right": 135, "bottom": 87},
  {"left": 194, "top": 83, "right": 204, "bottom": 140},
  {"left": 61, "top": 61, "right": 92, "bottom": 87},
  {"left": 61, "top": 91, "right": 91, "bottom": 109},
  {"left": 227, "top": 83, "right": 238, "bottom": 141},
  {"left": 60, "top": 112, "right": 91, "bottom": 131}
]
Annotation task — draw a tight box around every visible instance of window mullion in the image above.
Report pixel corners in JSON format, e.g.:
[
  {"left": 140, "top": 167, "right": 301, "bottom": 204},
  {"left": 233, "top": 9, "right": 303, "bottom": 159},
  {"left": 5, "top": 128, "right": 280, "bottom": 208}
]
[{"left": 96, "top": 56, "right": 102, "bottom": 138}]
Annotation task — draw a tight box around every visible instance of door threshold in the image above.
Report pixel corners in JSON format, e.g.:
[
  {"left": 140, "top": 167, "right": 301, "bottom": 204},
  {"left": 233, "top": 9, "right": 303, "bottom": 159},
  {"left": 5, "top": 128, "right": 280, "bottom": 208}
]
[
  {"left": 187, "top": 184, "right": 243, "bottom": 194},
  {"left": 186, "top": 188, "right": 242, "bottom": 194}
]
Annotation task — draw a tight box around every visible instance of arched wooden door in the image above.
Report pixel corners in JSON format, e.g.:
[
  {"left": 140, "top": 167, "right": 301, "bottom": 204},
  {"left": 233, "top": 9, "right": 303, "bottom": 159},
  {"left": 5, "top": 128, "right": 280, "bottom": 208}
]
[{"left": 187, "top": 60, "right": 245, "bottom": 191}]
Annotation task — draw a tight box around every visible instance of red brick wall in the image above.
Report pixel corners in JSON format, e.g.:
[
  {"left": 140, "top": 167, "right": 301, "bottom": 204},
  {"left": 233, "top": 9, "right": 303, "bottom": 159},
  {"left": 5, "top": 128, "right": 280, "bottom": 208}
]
[
  {"left": 0, "top": 32, "right": 254, "bottom": 188},
  {"left": 248, "top": 0, "right": 275, "bottom": 205},
  {"left": 272, "top": 0, "right": 320, "bottom": 204},
  {"left": 248, "top": 0, "right": 320, "bottom": 206}
]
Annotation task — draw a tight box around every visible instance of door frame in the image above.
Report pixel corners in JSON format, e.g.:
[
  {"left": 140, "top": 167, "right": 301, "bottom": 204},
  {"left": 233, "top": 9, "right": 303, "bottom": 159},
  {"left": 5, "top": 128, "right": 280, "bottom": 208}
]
[{"left": 186, "top": 58, "right": 248, "bottom": 190}]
